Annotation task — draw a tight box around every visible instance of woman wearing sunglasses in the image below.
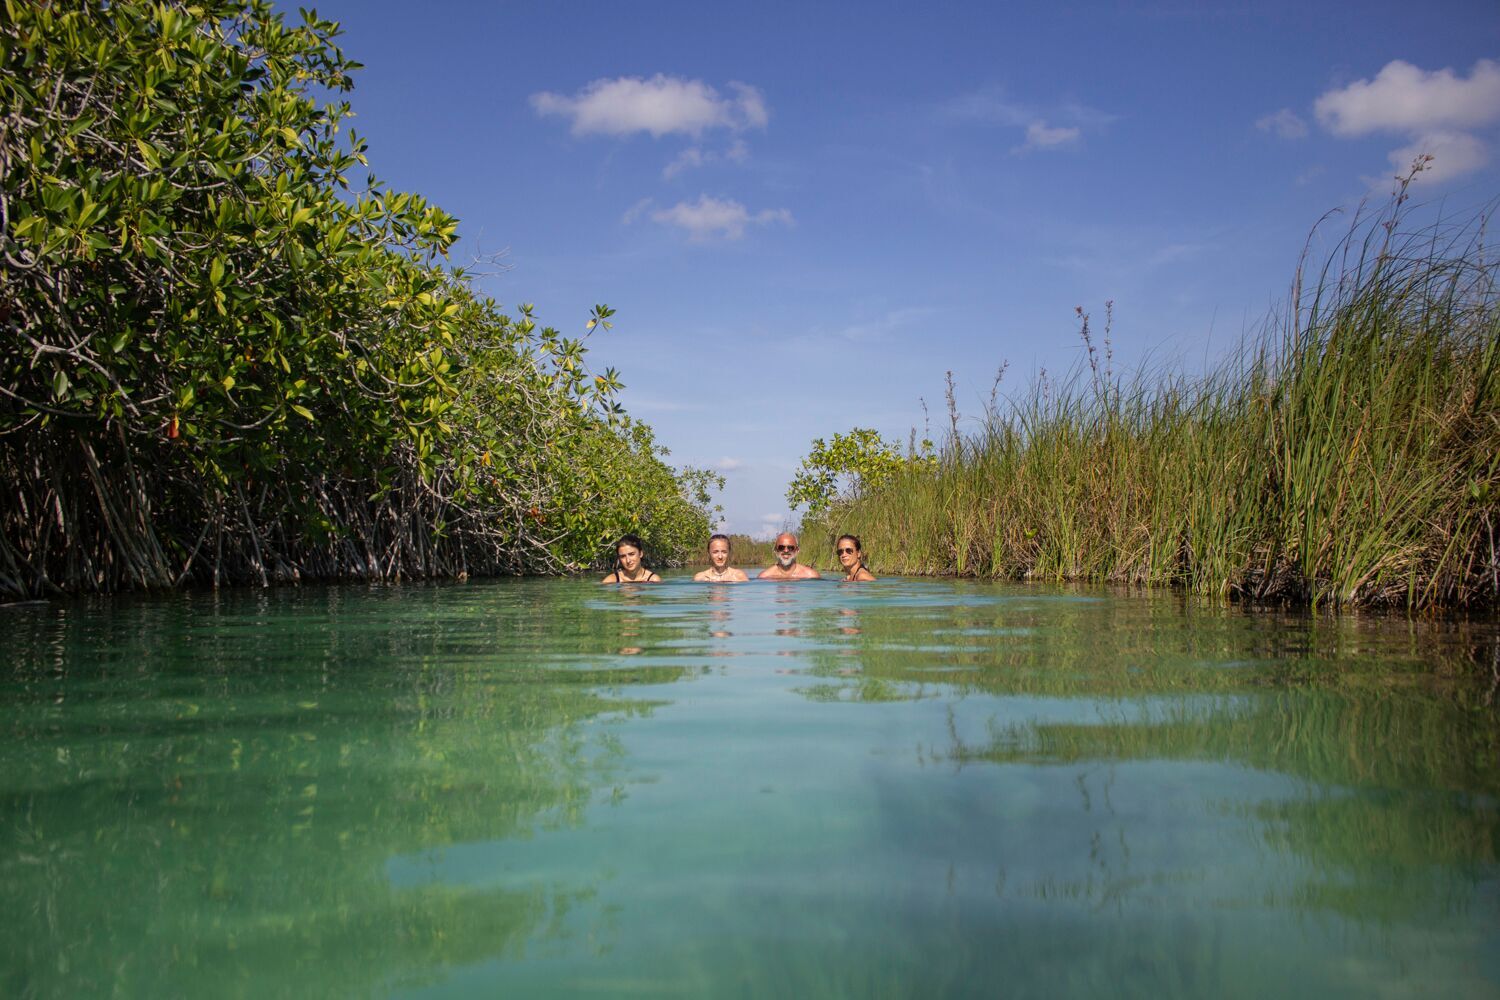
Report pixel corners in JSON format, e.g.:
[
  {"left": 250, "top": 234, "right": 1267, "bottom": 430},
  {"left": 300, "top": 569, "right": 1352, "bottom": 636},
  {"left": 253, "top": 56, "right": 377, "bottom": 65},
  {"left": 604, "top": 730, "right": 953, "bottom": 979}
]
[{"left": 835, "top": 535, "right": 877, "bottom": 581}]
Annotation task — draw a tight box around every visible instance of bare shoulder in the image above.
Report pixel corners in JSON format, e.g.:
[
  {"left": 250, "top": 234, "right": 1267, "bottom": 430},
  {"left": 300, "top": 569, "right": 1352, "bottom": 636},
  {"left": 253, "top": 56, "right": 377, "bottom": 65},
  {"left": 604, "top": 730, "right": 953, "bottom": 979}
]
[
  {"left": 798, "top": 566, "right": 822, "bottom": 579},
  {"left": 728, "top": 568, "right": 750, "bottom": 581},
  {"left": 599, "top": 573, "right": 619, "bottom": 584},
  {"left": 692, "top": 569, "right": 711, "bottom": 581}
]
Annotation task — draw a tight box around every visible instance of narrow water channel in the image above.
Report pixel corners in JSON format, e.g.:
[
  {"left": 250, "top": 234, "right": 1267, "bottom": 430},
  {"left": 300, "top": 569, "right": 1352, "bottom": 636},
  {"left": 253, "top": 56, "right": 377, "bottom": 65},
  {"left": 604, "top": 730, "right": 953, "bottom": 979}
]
[{"left": 3, "top": 577, "right": 1497, "bottom": 997}]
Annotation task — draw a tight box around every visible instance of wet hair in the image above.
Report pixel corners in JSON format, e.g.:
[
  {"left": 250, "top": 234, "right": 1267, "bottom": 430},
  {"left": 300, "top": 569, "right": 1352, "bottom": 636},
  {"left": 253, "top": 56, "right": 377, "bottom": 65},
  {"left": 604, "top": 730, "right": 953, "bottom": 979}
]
[
  {"left": 835, "top": 534, "right": 863, "bottom": 553},
  {"left": 611, "top": 533, "right": 649, "bottom": 582},
  {"left": 708, "top": 533, "right": 731, "bottom": 549}
]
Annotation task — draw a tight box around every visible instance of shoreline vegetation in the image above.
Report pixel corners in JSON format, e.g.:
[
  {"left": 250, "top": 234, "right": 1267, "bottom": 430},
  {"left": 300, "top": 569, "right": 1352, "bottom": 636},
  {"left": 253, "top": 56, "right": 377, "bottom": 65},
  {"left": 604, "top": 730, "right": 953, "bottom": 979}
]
[
  {"left": 797, "top": 177, "right": 1499, "bottom": 611},
  {"left": 0, "top": 1, "right": 717, "bottom": 599}
]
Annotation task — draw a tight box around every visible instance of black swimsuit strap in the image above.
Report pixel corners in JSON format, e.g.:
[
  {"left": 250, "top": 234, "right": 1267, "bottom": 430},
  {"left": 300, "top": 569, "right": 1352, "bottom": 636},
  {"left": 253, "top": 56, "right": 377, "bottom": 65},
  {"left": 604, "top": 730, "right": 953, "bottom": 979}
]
[{"left": 614, "top": 560, "right": 655, "bottom": 583}]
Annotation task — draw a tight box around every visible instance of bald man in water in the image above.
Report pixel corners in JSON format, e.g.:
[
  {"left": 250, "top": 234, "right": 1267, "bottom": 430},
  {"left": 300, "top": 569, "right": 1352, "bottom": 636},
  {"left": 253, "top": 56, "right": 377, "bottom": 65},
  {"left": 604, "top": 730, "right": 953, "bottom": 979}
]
[{"left": 758, "top": 532, "right": 822, "bottom": 580}]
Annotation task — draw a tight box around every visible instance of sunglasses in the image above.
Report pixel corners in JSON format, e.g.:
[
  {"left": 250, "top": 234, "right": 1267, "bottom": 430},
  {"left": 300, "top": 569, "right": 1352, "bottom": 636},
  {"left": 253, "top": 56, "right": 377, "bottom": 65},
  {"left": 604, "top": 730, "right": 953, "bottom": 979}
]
[
  {"left": 775, "top": 544, "right": 798, "bottom": 552},
  {"left": 836, "top": 546, "right": 857, "bottom": 555}
]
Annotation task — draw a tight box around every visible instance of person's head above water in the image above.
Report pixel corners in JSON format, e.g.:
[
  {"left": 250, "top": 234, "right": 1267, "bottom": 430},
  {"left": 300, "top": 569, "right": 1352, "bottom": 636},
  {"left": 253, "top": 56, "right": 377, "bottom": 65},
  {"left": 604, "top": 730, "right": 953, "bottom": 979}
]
[
  {"left": 615, "top": 533, "right": 645, "bottom": 565},
  {"left": 707, "top": 533, "right": 731, "bottom": 570},
  {"left": 601, "top": 533, "right": 660, "bottom": 583},
  {"left": 836, "top": 534, "right": 876, "bottom": 581},
  {"left": 693, "top": 533, "right": 750, "bottom": 582},
  {"left": 758, "top": 532, "right": 822, "bottom": 580},
  {"left": 773, "top": 533, "right": 799, "bottom": 568}
]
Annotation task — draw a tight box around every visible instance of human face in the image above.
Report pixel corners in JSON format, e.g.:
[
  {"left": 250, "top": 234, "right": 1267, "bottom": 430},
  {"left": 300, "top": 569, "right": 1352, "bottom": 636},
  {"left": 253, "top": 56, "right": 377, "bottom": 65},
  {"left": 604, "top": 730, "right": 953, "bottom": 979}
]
[
  {"left": 836, "top": 539, "right": 860, "bottom": 571},
  {"left": 708, "top": 538, "right": 730, "bottom": 569},
  {"left": 616, "top": 544, "right": 642, "bottom": 574},
  {"left": 774, "top": 534, "right": 799, "bottom": 568}
]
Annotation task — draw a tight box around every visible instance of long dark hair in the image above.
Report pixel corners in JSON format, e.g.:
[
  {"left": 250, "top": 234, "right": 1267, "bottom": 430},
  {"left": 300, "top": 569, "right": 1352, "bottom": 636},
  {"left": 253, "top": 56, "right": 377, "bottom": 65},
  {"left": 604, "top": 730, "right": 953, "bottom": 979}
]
[
  {"left": 836, "top": 534, "right": 867, "bottom": 577},
  {"left": 612, "top": 533, "right": 647, "bottom": 581}
]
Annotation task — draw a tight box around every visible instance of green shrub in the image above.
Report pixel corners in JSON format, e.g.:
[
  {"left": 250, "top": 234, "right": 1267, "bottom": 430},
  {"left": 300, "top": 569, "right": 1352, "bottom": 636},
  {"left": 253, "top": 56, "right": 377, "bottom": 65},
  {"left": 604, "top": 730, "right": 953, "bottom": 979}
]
[{"left": 0, "top": 0, "right": 714, "bottom": 595}]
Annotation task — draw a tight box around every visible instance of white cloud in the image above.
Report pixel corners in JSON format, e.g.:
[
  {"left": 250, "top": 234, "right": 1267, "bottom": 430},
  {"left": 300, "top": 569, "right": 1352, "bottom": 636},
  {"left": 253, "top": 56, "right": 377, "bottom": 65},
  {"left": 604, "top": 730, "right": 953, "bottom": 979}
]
[
  {"left": 1255, "top": 108, "right": 1309, "bottom": 139},
  {"left": 831, "top": 306, "right": 938, "bottom": 343},
  {"left": 531, "top": 75, "right": 769, "bottom": 138},
  {"left": 1295, "top": 164, "right": 1326, "bottom": 186},
  {"left": 756, "top": 513, "right": 791, "bottom": 538},
  {"left": 727, "top": 83, "right": 768, "bottom": 129},
  {"left": 620, "top": 197, "right": 654, "bottom": 224},
  {"left": 1015, "top": 120, "right": 1081, "bottom": 152},
  {"left": 714, "top": 457, "right": 745, "bottom": 471},
  {"left": 1384, "top": 131, "right": 1489, "bottom": 186},
  {"left": 663, "top": 148, "right": 706, "bottom": 179},
  {"left": 1055, "top": 100, "right": 1118, "bottom": 131},
  {"left": 1314, "top": 59, "right": 1500, "bottom": 136},
  {"left": 1306, "top": 59, "right": 1500, "bottom": 188},
  {"left": 650, "top": 195, "right": 793, "bottom": 242},
  {"left": 662, "top": 139, "right": 753, "bottom": 179},
  {"left": 1144, "top": 242, "right": 1204, "bottom": 267},
  {"left": 945, "top": 86, "right": 1109, "bottom": 153},
  {"left": 943, "top": 85, "right": 1031, "bottom": 127}
]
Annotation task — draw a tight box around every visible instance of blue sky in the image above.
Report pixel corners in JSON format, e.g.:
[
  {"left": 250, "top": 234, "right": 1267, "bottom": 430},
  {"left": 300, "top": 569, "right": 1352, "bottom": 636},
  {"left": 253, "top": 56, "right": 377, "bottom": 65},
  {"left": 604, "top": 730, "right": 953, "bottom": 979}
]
[{"left": 318, "top": 0, "right": 1500, "bottom": 537}]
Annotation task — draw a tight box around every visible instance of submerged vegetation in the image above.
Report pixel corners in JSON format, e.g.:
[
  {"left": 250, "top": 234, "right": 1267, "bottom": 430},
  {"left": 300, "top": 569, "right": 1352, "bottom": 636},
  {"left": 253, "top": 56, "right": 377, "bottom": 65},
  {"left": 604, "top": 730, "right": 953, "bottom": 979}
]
[
  {"left": 0, "top": 1, "right": 716, "bottom": 597},
  {"left": 797, "top": 180, "right": 1500, "bottom": 609}
]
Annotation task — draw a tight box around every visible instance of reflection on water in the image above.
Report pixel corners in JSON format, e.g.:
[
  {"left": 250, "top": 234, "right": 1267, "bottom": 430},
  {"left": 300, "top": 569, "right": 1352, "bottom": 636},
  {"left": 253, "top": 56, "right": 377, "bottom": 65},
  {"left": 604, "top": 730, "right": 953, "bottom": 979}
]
[{"left": 1, "top": 577, "right": 1497, "bottom": 997}]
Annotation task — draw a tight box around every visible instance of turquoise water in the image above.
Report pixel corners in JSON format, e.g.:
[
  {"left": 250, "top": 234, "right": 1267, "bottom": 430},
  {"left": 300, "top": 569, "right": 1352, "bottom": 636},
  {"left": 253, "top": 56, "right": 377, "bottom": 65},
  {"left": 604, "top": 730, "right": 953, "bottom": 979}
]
[{"left": 2, "top": 577, "right": 1498, "bottom": 997}]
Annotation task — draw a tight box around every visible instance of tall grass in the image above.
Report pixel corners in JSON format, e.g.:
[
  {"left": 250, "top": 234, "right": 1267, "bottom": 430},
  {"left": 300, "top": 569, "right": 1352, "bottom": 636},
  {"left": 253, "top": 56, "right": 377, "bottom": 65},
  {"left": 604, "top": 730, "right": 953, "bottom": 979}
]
[{"left": 805, "top": 187, "right": 1500, "bottom": 609}]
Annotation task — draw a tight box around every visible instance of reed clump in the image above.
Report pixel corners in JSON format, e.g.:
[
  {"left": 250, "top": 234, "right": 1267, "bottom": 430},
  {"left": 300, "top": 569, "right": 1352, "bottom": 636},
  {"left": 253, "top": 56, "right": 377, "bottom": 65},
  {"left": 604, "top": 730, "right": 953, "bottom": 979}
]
[{"left": 807, "top": 190, "right": 1500, "bottom": 609}]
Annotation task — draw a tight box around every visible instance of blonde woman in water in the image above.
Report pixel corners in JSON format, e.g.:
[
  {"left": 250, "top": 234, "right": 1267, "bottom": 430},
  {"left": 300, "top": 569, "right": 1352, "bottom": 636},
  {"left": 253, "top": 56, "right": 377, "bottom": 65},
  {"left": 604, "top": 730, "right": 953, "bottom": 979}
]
[{"left": 694, "top": 533, "right": 749, "bottom": 582}]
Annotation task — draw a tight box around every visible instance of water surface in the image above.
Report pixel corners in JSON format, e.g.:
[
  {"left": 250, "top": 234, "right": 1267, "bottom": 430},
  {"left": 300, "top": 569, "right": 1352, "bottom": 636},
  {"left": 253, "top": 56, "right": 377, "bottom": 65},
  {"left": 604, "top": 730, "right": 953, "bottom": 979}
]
[{"left": 3, "top": 577, "right": 1498, "bottom": 997}]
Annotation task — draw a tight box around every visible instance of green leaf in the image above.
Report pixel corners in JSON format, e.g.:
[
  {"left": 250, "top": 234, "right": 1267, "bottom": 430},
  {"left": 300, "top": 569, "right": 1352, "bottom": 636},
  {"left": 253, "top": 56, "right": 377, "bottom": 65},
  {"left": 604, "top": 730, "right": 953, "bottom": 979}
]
[{"left": 133, "top": 137, "right": 160, "bottom": 170}]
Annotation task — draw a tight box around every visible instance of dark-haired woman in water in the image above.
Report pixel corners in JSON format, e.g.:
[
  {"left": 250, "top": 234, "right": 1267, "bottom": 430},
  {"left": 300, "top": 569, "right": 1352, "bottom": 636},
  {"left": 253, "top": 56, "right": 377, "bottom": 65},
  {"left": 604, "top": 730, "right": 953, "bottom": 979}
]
[
  {"left": 694, "top": 534, "right": 749, "bottom": 582},
  {"left": 600, "top": 534, "right": 661, "bottom": 583},
  {"left": 835, "top": 534, "right": 877, "bottom": 581}
]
